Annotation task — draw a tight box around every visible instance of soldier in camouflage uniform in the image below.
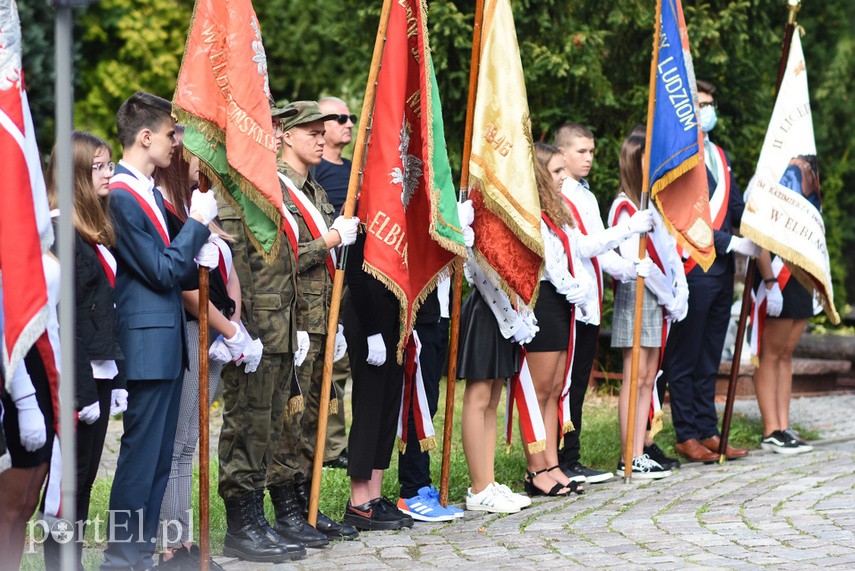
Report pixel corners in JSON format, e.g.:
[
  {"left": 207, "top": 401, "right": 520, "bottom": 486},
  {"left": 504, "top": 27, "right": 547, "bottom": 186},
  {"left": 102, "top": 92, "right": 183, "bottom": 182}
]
[
  {"left": 215, "top": 105, "right": 306, "bottom": 563},
  {"left": 266, "top": 101, "right": 361, "bottom": 541}
]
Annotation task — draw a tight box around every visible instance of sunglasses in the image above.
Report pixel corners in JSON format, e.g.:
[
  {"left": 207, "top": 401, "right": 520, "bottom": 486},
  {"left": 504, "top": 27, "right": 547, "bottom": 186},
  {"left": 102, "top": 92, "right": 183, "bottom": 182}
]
[{"left": 335, "top": 114, "right": 357, "bottom": 125}]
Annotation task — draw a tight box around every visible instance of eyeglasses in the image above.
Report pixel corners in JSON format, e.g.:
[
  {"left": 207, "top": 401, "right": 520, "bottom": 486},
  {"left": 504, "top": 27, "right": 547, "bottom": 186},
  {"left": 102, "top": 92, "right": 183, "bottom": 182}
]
[
  {"left": 92, "top": 162, "right": 115, "bottom": 174},
  {"left": 335, "top": 114, "right": 357, "bottom": 125},
  {"left": 698, "top": 101, "right": 717, "bottom": 109}
]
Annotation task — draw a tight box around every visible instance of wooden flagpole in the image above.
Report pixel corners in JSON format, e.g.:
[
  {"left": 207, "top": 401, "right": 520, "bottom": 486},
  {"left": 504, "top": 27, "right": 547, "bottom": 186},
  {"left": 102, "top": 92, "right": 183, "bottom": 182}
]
[
  {"left": 624, "top": 0, "right": 662, "bottom": 483},
  {"left": 718, "top": 0, "right": 799, "bottom": 463},
  {"left": 439, "top": 0, "right": 485, "bottom": 508},
  {"left": 197, "top": 173, "right": 211, "bottom": 571},
  {"left": 307, "top": 0, "right": 394, "bottom": 526}
]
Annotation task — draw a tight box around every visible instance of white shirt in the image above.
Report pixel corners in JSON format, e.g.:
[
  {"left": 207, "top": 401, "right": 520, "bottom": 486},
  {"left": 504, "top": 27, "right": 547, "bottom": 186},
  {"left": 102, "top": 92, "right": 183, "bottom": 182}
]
[{"left": 464, "top": 251, "right": 533, "bottom": 339}]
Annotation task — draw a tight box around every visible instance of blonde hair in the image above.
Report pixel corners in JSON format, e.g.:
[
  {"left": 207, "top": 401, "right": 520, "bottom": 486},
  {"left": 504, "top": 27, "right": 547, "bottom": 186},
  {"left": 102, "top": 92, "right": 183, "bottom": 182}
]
[
  {"left": 46, "top": 131, "right": 116, "bottom": 247},
  {"left": 534, "top": 142, "right": 575, "bottom": 230}
]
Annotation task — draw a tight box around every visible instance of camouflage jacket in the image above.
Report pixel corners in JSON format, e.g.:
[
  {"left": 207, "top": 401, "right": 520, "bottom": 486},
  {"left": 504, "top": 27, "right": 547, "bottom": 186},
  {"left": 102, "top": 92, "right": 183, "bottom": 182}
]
[
  {"left": 279, "top": 161, "right": 336, "bottom": 335},
  {"left": 217, "top": 191, "right": 297, "bottom": 354}
]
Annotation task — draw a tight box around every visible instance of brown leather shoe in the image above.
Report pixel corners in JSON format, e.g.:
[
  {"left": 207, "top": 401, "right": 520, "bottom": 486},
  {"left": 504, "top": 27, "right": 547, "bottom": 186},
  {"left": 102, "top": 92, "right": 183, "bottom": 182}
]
[
  {"left": 701, "top": 435, "right": 749, "bottom": 459},
  {"left": 674, "top": 438, "right": 719, "bottom": 463}
]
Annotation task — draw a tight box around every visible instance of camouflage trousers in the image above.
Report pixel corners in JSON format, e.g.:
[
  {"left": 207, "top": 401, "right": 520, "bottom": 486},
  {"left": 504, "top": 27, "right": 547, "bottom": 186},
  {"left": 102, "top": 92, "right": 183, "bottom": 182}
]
[
  {"left": 267, "top": 332, "right": 332, "bottom": 487},
  {"left": 217, "top": 353, "right": 292, "bottom": 500},
  {"left": 324, "top": 353, "right": 350, "bottom": 461}
]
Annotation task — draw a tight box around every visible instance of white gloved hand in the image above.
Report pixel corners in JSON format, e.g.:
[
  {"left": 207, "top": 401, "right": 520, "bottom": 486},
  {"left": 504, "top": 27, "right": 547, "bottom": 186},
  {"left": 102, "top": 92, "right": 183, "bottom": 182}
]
[
  {"left": 295, "top": 330, "right": 310, "bottom": 367},
  {"left": 728, "top": 236, "right": 761, "bottom": 258},
  {"left": 237, "top": 337, "right": 264, "bottom": 373},
  {"left": 511, "top": 319, "right": 539, "bottom": 345},
  {"left": 627, "top": 210, "right": 654, "bottom": 234},
  {"left": 223, "top": 322, "right": 248, "bottom": 361},
  {"left": 765, "top": 282, "right": 784, "bottom": 317},
  {"left": 190, "top": 189, "right": 218, "bottom": 224},
  {"left": 666, "top": 285, "right": 689, "bottom": 322},
  {"left": 110, "top": 389, "right": 129, "bottom": 416},
  {"left": 634, "top": 257, "right": 652, "bottom": 279},
  {"left": 366, "top": 333, "right": 386, "bottom": 366},
  {"left": 565, "top": 274, "right": 594, "bottom": 305},
  {"left": 331, "top": 216, "right": 360, "bottom": 246},
  {"left": 15, "top": 393, "right": 46, "bottom": 452},
  {"left": 333, "top": 324, "right": 347, "bottom": 361},
  {"left": 194, "top": 243, "right": 219, "bottom": 269},
  {"left": 78, "top": 401, "right": 101, "bottom": 425},
  {"left": 462, "top": 226, "right": 475, "bottom": 248},
  {"left": 457, "top": 199, "right": 475, "bottom": 227},
  {"left": 208, "top": 336, "right": 232, "bottom": 363}
]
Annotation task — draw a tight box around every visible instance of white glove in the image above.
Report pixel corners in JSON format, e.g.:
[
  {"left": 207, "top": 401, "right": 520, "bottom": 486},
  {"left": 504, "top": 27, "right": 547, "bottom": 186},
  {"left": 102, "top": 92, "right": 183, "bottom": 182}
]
[
  {"left": 457, "top": 199, "right": 475, "bottom": 227},
  {"left": 208, "top": 336, "right": 232, "bottom": 363},
  {"left": 78, "top": 401, "right": 101, "bottom": 425},
  {"left": 728, "top": 236, "right": 761, "bottom": 258},
  {"left": 223, "top": 321, "right": 248, "bottom": 361},
  {"left": 194, "top": 242, "right": 219, "bottom": 269},
  {"left": 564, "top": 274, "right": 594, "bottom": 305},
  {"left": 665, "top": 286, "right": 689, "bottom": 322},
  {"left": 462, "top": 226, "right": 475, "bottom": 248},
  {"left": 110, "top": 389, "right": 129, "bottom": 416},
  {"left": 366, "top": 333, "right": 386, "bottom": 366},
  {"left": 333, "top": 324, "right": 347, "bottom": 361},
  {"left": 190, "top": 189, "right": 218, "bottom": 224},
  {"left": 511, "top": 320, "right": 538, "bottom": 345},
  {"left": 765, "top": 282, "right": 783, "bottom": 317},
  {"left": 627, "top": 210, "right": 654, "bottom": 234},
  {"left": 237, "top": 337, "right": 264, "bottom": 373},
  {"left": 15, "top": 393, "right": 46, "bottom": 452},
  {"left": 295, "top": 330, "right": 310, "bottom": 367},
  {"left": 634, "top": 257, "right": 652, "bottom": 279},
  {"left": 331, "top": 216, "right": 360, "bottom": 246}
]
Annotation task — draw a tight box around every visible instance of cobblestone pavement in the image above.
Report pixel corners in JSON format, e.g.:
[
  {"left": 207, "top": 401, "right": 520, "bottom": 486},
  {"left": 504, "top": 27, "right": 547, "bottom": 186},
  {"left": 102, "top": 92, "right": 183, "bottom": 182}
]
[{"left": 213, "top": 395, "right": 855, "bottom": 570}]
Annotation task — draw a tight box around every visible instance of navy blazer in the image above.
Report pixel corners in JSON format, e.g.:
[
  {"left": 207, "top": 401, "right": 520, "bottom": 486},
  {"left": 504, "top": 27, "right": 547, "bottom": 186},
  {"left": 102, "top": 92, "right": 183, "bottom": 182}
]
[{"left": 109, "top": 164, "right": 210, "bottom": 381}]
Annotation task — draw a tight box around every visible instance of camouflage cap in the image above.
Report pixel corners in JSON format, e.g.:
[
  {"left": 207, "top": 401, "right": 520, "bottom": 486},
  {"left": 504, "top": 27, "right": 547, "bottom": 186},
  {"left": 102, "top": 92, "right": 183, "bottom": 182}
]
[{"left": 279, "top": 100, "right": 338, "bottom": 132}]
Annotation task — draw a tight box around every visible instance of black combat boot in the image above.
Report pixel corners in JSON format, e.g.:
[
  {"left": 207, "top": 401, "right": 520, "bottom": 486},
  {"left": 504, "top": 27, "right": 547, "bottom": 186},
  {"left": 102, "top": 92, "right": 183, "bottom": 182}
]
[
  {"left": 223, "top": 493, "right": 306, "bottom": 563},
  {"left": 267, "top": 484, "right": 330, "bottom": 548},
  {"left": 295, "top": 480, "right": 360, "bottom": 540}
]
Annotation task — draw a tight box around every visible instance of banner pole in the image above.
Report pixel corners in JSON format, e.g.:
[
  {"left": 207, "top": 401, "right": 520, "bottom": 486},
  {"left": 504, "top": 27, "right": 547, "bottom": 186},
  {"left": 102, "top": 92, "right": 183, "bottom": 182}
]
[
  {"left": 625, "top": 0, "right": 662, "bottom": 483},
  {"left": 439, "top": 0, "right": 485, "bottom": 508},
  {"left": 718, "top": 3, "right": 798, "bottom": 463},
  {"left": 307, "top": 0, "right": 394, "bottom": 526},
  {"left": 197, "top": 173, "right": 211, "bottom": 571}
]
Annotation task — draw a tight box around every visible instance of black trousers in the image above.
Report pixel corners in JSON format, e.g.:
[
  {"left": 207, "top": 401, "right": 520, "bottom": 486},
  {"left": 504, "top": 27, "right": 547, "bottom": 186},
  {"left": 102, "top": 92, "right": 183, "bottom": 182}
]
[
  {"left": 398, "top": 318, "right": 447, "bottom": 498},
  {"left": 662, "top": 273, "right": 732, "bottom": 443},
  {"left": 344, "top": 297, "right": 404, "bottom": 481},
  {"left": 559, "top": 322, "right": 599, "bottom": 467},
  {"left": 44, "top": 380, "right": 113, "bottom": 570}
]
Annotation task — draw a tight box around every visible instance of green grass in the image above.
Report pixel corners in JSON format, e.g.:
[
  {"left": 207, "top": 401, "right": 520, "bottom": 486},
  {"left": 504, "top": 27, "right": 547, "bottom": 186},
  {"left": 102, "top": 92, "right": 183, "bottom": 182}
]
[{"left": 21, "top": 381, "right": 794, "bottom": 569}]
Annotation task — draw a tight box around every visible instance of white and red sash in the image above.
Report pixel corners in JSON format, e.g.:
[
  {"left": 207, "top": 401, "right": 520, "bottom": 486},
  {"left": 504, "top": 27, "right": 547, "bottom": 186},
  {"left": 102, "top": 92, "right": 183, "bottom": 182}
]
[
  {"left": 93, "top": 243, "right": 117, "bottom": 287},
  {"left": 748, "top": 256, "right": 791, "bottom": 364},
  {"left": 278, "top": 173, "right": 335, "bottom": 279},
  {"left": 110, "top": 172, "right": 170, "bottom": 246},
  {"left": 683, "top": 143, "right": 730, "bottom": 273},
  {"left": 563, "top": 196, "right": 603, "bottom": 312},
  {"left": 505, "top": 347, "right": 547, "bottom": 454},
  {"left": 396, "top": 331, "right": 436, "bottom": 453}
]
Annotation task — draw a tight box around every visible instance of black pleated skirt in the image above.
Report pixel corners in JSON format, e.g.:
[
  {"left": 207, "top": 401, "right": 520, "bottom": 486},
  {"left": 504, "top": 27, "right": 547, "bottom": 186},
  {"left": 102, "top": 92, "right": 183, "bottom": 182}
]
[
  {"left": 526, "top": 281, "right": 573, "bottom": 352},
  {"left": 456, "top": 289, "right": 519, "bottom": 381}
]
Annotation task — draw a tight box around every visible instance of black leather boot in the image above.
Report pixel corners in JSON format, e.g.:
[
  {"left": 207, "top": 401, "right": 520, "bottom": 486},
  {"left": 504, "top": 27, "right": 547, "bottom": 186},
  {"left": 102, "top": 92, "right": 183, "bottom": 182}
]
[
  {"left": 295, "top": 481, "right": 360, "bottom": 540},
  {"left": 268, "top": 484, "right": 330, "bottom": 548},
  {"left": 223, "top": 493, "right": 306, "bottom": 563}
]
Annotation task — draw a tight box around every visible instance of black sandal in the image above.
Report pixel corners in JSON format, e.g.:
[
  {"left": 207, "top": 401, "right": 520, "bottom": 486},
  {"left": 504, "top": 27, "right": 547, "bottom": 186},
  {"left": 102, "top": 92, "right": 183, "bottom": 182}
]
[
  {"left": 547, "top": 465, "right": 584, "bottom": 495},
  {"left": 524, "top": 467, "right": 572, "bottom": 497}
]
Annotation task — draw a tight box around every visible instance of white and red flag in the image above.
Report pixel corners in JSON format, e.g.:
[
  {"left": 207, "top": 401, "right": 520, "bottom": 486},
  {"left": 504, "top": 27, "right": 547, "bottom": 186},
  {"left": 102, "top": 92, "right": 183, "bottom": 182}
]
[{"left": 0, "top": 0, "right": 53, "bottom": 389}]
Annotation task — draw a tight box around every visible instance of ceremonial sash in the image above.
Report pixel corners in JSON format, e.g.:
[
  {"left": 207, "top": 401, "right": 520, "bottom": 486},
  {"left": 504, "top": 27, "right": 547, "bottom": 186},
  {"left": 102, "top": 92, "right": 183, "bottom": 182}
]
[
  {"left": 110, "top": 174, "right": 170, "bottom": 246},
  {"left": 563, "top": 196, "right": 603, "bottom": 313},
  {"left": 93, "top": 244, "right": 116, "bottom": 288},
  {"left": 278, "top": 173, "right": 335, "bottom": 280},
  {"left": 35, "top": 330, "right": 63, "bottom": 521},
  {"left": 748, "top": 257, "right": 790, "bottom": 364},
  {"left": 396, "top": 331, "right": 436, "bottom": 453},
  {"left": 683, "top": 144, "right": 730, "bottom": 274},
  {"left": 610, "top": 199, "right": 667, "bottom": 275},
  {"left": 506, "top": 347, "right": 547, "bottom": 454}
]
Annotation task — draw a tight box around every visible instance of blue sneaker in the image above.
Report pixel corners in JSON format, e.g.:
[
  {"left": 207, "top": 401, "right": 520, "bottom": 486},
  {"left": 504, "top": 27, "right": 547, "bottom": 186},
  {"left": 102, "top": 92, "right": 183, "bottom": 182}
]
[
  {"left": 397, "top": 486, "right": 457, "bottom": 522},
  {"left": 425, "top": 485, "right": 464, "bottom": 519}
]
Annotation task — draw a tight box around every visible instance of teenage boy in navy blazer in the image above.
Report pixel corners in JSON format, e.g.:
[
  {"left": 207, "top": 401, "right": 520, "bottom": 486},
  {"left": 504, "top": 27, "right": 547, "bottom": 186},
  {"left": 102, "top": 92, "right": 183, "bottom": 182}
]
[{"left": 101, "top": 91, "right": 219, "bottom": 571}]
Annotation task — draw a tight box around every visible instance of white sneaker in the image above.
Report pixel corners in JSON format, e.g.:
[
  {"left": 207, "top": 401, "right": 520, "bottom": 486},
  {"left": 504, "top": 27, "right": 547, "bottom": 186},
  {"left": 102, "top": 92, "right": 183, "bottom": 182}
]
[
  {"left": 492, "top": 482, "right": 532, "bottom": 508},
  {"left": 465, "top": 484, "right": 521, "bottom": 513}
]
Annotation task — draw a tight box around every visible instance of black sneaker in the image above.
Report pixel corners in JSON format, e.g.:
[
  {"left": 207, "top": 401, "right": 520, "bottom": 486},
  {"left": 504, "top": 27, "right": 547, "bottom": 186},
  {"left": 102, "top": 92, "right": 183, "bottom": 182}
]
[
  {"left": 564, "top": 462, "right": 613, "bottom": 484},
  {"left": 342, "top": 498, "right": 412, "bottom": 531},
  {"left": 644, "top": 442, "right": 681, "bottom": 470},
  {"left": 760, "top": 430, "right": 801, "bottom": 455},
  {"left": 783, "top": 428, "right": 814, "bottom": 453},
  {"left": 631, "top": 454, "right": 671, "bottom": 479}
]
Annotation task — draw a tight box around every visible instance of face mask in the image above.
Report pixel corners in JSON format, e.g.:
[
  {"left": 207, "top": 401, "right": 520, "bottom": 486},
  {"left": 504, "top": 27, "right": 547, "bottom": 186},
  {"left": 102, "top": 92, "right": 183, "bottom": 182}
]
[{"left": 699, "top": 105, "right": 717, "bottom": 133}]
